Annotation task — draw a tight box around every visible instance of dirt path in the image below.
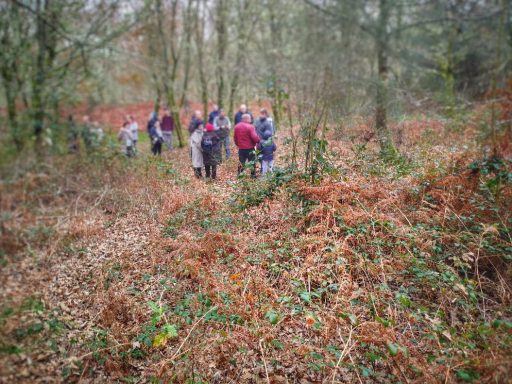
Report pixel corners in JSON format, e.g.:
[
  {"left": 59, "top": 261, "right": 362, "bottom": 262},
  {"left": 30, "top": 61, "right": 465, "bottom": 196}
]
[{"left": 1, "top": 143, "right": 250, "bottom": 382}]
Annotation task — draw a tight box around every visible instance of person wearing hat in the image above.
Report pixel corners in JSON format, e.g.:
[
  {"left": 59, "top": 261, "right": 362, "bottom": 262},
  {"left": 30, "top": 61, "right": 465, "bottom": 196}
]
[
  {"left": 255, "top": 108, "right": 274, "bottom": 139},
  {"left": 258, "top": 129, "right": 276, "bottom": 175},
  {"left": 201, "top": 123, "right": 221, "bottom": 180}
]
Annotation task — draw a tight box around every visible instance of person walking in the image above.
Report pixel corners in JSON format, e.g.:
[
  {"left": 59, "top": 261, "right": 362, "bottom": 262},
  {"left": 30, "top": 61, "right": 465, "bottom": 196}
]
[
  {"left": 81, "top": 115, "right": 93, "bottom": 151},
  {"left": 234, "top": 113, "right": 260, "bottom": 177},
  {"left": 149, "top": 120, "right": 164, "bottom": 156},
  {"left": 190, "top": 119, "right": 204, "bottom": 178},
  {"left": 128, "top": 115, "right": 138, "bottom": 154},
  {"left": 234, "top": 104, "right": 253, "bottom": 125},
  {"left": 67, "top": 115, "right": 79, "bottom": 153},
  {"left": 213, "top": 109, "right": 231, "bottom": 161},
  {"left": 147, "top": 111, "right": 158, "bottom": 133},
  {"left": 118, "top": 121, "right": 134, "bottom": 157},
  {"left": 147, "top": 111, "right": 158, "bottom": 151},
  {"left": 161, "top": 107, "right": 174, "bottom": 150},
  {"left": 258, "top": 129, "right": 276, "bottom": 175},
  {"left": 255, "top": 108, "right": 274, "bottom": 139},
  {"left": 208, "top": 104, "right": 220, "bottom": 125},
  {"left": 201, "top": 123, "right": 220, "bottom": 180},
  {"left": 188, "top": 110, "right": 202, "bottom": 135}
]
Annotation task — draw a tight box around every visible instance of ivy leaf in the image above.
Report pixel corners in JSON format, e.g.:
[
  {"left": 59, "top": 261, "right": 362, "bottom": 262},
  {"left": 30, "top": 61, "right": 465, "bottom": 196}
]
[
  {"left": 456, "top": 369, "right": 480, "bottom": 382},
  {"left": 265, "top": 310, "right": 280, "bottom": 325},
  {"left": 299, "top": 291, "right": 312, "bottom": 303},
  {"left": 271, "top": 339, "right": 284, "bottom": 350},
  {"left": 339, "top": 312, "right": 357, "bottom": 325},
  {"left": 386, "top": 342, "right": 399, "bottom": 357}
]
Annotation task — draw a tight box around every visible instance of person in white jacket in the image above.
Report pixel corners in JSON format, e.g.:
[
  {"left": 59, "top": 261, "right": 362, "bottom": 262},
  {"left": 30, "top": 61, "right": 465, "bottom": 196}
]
[
  {"left": 190, "top": 120, "right": 204, "bottom": 178},
  {"left": 127, "top": 115, "right": 138, "bottom": 153},
  {"left": 118, "top": 122, "right": 134, "bottom": 157}
]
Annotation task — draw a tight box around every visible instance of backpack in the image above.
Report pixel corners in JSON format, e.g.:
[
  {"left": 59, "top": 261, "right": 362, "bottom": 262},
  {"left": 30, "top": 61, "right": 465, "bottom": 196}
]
[{"left": 201, "top": 135, "right": 213, "bottom": 152}]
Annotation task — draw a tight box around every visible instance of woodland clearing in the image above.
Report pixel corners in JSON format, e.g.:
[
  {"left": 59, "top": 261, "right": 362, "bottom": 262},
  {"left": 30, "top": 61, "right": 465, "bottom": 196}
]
[{"left": 1, "top": 103, "right": 511, "bottom": 383}]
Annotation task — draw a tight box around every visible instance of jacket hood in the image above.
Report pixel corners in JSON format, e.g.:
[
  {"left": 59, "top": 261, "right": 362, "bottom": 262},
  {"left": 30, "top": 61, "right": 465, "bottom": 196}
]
[{"left": 262, "top": 129, "right": 272, "bottom": 140}]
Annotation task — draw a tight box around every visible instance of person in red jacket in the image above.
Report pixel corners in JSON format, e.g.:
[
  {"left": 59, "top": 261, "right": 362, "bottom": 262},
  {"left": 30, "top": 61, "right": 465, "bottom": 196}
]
[{"left": 233, "top": 114, "right": 260, "bottom": 177}]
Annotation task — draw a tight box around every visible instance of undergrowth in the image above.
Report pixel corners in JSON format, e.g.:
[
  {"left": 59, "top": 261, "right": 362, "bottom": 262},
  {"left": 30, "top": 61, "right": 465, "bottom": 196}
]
[{"left": 1, "top": 124, "right": 511, "bottom": 383}]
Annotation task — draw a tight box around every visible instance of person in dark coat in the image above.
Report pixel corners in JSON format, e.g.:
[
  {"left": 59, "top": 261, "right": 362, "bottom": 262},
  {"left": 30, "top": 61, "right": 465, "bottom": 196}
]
[
  {"left": 188, "top": 110, "right": 203, "bottom": 135},
  {"left": 257, "top": 129, "right": 277, "bottom": 175},
  {"left": 147, "top": 111, "right": 158, "bottom": 133},
  {"left": 213, "top": 109, "right": 232, "bottom": 161},
  {"left": 208, "top": 104, "right": 220, "bottom": 125},
  {"left": 149, "top": 120, "right": 164, "bottom": 156},
  {"left": 160, "top": 107, "right": 175, "bottom": 150},
  {"left": 67, "top": 115, "right": 79, "bottom": 153},
  {"left": 147, "top": 111, "right": 158, "bottom": 152},
  {"left": 255, "top": 108, "right": 274, "bottom": 139},
  {"left": 234, "top": 104, "right": 253, "bottom": 125},
  {"left": 201, "top": 123, "right": 221, "bottom": 180}
]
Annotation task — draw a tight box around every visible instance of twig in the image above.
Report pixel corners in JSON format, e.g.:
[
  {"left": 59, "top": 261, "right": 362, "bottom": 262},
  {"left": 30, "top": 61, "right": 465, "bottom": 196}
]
[
  {"left": 242, "top": 275, "right": 251, "bottom": 297},
  {"left": 259, "top": 338, "right": 270, "bottom": 384},
  {"left": 348, "top": 354, "right": 363, "bottom": 384},
  {"left": 158, "top": 305, "right": 218, "bottom": 376},
  {"left": 331, "top": 326, "right": 355, "bottom": 383},
  {"left": 77, "top": 360, "right": 89, "bottom": 384},
  {"left": 63, "top": 342, "right": 132, "bottom": 366}
]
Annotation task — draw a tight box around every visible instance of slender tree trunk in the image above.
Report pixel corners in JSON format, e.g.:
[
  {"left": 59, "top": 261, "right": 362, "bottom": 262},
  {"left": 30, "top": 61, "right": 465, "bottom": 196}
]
[
  {"left": 155, "top": 0, "right": 184, "bottom": 147},
  {"left": 228, "top": 0, "right": 250, "bottom": 118},
  {"left": 179, "top": 0, "right": 194, "bottom": 112},
  {"left": 215, "top": 0, "right": 227, "bottom": 108},
  {"left": 32, "top": 0, "right": 48, "bottom": 152},
  {"left": 195, "top": 0, "right": 208, "bottom": 119},
  {"left": 268, "top": 2, "right": 282, "bottom": 130},
  {"left": 375, "top": 0, "right": 396, "bottom": 159},
  {"left": 490, "top": 0, "right": 507, "bottom": 155},
  {"left": 5, "top": 82, "right": 22, "bottom": 151},
  {"left": 152, "top": 73, "right": 162, "bottom": 114}
]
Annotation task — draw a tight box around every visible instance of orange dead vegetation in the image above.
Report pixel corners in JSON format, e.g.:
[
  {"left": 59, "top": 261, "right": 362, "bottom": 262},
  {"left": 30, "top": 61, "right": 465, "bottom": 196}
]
[{"left": 0, "top": 107, "right": 511, "bottom": 383}]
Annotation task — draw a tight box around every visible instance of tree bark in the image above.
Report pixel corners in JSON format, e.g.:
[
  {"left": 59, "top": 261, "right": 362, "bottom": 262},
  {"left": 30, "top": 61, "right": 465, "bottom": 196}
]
[
  {"left": 155, "top": 0, "right": 184, "bottom": 147},
  {"left": 215, "top": 0, "right": 227, "bottom": 108},
  {"left": 375, "top": 0, "right": 396, "bottom": 159},
  {"left": 32, "top": 0, "right": 48, "bottom": 152},
  {"left": 195, "top": 0, "right": 209, "bottom": 120}
]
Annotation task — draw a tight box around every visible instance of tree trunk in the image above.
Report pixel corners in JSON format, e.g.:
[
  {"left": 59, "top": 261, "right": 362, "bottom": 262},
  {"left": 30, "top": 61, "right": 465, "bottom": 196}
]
[
  {"left": 32, "top": 0, "right": 48, "bottom": 153},
  {"left": 195, "top": 0, "right": 208, "bottom": 120},
  {"left": 490, "top": 0, "right": 507, "bottom": 155},
  {"left": 215, "top": 0, "right": 227, "bottom": 108},
  {"left": 375, "top": 0, "right": 396, "bottom": 159},
  {"left": 5, "top": 82, "right": 22, "bottom": 151},
  {"left": 155, "top": 0, "right": 184, "bottom": 147},
  {"left": 268, "top": 1, "right": 282, "bottom": 130},
  {"left": 179, "top": 0, "right": 194, "bottom": 112}
]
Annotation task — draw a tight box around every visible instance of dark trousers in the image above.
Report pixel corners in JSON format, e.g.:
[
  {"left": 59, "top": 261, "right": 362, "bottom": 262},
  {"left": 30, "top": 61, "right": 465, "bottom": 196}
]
[
  {"left": 238, "top": 149, "right": 256, "bottom": 177},
  {"left": 152, "top": 141, "right": 162, "bottom": 155},
  {"left": 194, "top": 167, "right": 203, "bottom": 178},
  {"left": 205, "top": 165, "right": 217, "bottom": 179}
]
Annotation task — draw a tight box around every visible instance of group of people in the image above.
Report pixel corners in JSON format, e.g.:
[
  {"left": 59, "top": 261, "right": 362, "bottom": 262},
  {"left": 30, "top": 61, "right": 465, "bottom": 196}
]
[
  {"left": 112, "top": 102, "right": 277, "bottom": 180},
  {"left": 188, "top": 104, "right": 276, "bottom": 180},
  {"left": 145, "top": 107, "right": 175, "bottom": 156},
  {"left": 117, "top": 115, "right": 139, "bottom": 157},
  {"left": 68, "top": 115, "right": 105, "bottom": 153}
]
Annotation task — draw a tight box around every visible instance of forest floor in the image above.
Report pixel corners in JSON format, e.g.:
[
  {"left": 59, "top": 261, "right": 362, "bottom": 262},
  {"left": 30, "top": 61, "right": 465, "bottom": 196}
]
[{"left": 1, "top": 110, "right": 511, "bottom": 383}]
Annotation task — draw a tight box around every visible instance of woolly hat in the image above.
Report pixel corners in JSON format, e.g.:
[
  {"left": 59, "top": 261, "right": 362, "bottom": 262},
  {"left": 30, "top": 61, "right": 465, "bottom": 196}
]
[
  {"left": 206, "top": 123, "right": 215, "bottom": 132},
  {"left": 262, "top": 129, "right": 272, "bottom": 140}
]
